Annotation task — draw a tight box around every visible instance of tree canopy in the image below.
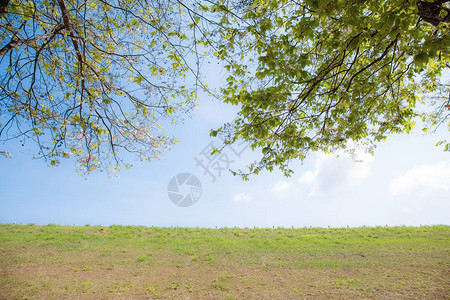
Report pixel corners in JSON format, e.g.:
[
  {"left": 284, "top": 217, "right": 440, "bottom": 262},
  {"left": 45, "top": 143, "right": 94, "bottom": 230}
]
[
  {"left": 210, "top": 0, "right": 449, "bottom": 177},
  {"left": 0, "top": 0, "right": 207, "bottom": 172},
  {"left": 1, "top": 0, "right": 449, "bottom": 176}
]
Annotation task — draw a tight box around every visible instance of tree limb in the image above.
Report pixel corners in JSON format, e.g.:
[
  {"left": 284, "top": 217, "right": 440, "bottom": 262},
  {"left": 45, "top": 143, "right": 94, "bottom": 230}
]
[
  {"left": 0, "top": 0, "right": 9, "bottom": 14},
  {"left": 0, "top": 24, "right": 65, "bottom": 58}
]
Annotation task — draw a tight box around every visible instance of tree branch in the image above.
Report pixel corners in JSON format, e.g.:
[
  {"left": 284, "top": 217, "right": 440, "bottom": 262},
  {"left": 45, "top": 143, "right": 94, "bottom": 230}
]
[
  {"left": 0, "top": 24, "right": 65, "bottom": 58},
  {"left": 0, "top": 0, "right": 9, "bottom": 14}
]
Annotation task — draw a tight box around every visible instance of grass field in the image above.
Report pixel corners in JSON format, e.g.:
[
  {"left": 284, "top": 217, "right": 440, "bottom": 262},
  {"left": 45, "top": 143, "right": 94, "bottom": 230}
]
[{"left": 0, "top": 224, "right": 448, "bottom": 299}]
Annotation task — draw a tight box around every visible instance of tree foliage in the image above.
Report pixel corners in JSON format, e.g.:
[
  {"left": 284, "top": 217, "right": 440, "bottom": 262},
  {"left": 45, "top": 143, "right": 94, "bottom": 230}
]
[
  {"left": 1, "top": 0, "right": 449, "bottom": 176},
  {"left": 210, "top": 0, "right": 450, "bottom": 177},
  {"left": 0, "top": 0, "right": 206, "bottom": 172}
]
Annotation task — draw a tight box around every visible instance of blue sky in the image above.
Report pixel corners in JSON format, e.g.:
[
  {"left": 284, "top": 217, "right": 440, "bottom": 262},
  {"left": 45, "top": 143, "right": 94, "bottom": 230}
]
[
  {"left": 1, "top": 86, "right": 449, "bottom": 227},
  {"left": 1, "top": 2, "right": 449, "bottom": 229}
]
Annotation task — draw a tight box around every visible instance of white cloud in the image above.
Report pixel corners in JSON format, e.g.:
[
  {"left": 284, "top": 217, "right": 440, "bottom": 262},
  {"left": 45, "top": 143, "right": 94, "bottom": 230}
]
[
  {"left": 269, "top": 180, "right": 298, "bottom": 199},
  {"left": 299, "top": 171, "right": 315, "bottom": 185},
  {"left": 299, "top": 149, "right": 374, "bottom": 196},
  {"left": 233, "top": 193, "right": 252, "bottom": 202},
  {"left": 271, "top": 180, "right": 294, "bottom": 193},
  {"left": 389, "top": 160, "right": 450, "bottom": 196}
]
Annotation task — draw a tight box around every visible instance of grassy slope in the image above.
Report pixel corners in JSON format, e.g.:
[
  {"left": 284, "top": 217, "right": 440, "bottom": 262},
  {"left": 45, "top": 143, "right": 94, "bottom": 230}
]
[{"left": 0, "top": 224, "right": 449, "bottom": 299}]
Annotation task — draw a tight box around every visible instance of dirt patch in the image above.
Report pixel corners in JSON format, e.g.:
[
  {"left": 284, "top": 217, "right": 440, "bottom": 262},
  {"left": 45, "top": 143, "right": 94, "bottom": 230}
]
[{"left": 0, "top": 225, "right": 448, "bottom": 299}]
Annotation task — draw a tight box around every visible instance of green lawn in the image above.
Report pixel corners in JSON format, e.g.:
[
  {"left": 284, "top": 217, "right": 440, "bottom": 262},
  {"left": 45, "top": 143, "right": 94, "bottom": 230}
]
[{"left": 0, "top": 224, "right": 448, "bottom": 299}]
